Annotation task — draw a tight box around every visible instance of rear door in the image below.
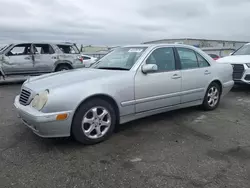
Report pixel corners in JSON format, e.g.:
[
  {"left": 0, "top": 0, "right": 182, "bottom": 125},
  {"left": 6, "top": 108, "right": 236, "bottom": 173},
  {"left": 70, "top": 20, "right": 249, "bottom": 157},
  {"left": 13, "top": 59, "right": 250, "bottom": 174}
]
[
  {"left": 33, "top": 43, "right": 57, "bottom": 73},
  {"left": 176, "top": 47, "right": 212, "bottom": 103},
  {"left": 2, "top": 43, "right": 35, "bottom": 75}
]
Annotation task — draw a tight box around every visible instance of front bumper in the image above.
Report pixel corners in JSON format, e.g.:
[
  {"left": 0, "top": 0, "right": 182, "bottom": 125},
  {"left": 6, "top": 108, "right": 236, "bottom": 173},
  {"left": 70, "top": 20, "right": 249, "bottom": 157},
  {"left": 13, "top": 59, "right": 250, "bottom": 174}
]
[
  {"left": 14, "top": 95, "right": 73, "bottom": 138},
  {"left": 234, "top": 64, "right": 250, "bottom": 84}
]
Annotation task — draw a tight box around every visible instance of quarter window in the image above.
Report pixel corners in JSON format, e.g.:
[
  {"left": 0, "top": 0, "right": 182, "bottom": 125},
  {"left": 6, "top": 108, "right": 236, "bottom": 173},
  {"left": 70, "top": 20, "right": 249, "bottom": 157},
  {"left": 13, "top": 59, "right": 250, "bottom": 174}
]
[
  {"left": 196, "top": 53, "right": 210, "bottom": 67},
  {"left": 177, "top": 48, "right": 199, "bottom": 70},
  {"left": 146, "top": 47, "right": 176, "bottom": 72},
  {"left": 57, "top": 45, "right": 80, "bottom": 54}
]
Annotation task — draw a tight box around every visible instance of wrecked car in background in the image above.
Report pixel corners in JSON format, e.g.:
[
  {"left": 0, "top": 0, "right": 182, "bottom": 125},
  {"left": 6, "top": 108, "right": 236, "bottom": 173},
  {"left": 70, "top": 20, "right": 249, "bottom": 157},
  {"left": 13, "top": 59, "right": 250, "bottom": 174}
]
[{"left": 0, "top": 42, "right": 86, "bottom": 80}]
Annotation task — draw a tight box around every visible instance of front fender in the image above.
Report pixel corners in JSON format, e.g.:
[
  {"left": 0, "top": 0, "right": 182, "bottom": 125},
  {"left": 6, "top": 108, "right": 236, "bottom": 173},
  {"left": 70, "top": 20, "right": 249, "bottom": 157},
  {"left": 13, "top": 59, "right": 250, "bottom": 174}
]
[{"left": 41, "top": 77, "right": 135, "bottom": 117}]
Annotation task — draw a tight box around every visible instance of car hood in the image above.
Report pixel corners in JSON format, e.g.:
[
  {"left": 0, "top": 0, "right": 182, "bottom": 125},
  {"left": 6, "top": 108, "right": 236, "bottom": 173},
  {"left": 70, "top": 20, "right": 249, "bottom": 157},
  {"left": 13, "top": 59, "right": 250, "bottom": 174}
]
[
  {"left": 24, "top": 68, "right": 131, "bottom": 92},
  {"left": 216, "top": 55, "right": 250, "bottom": 64}
]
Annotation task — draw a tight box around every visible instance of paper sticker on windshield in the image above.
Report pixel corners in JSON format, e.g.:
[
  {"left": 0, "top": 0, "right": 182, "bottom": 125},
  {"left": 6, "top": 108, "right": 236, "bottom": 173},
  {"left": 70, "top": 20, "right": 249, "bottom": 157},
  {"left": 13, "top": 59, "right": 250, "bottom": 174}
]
[{"left": 128, "top": 49, "right": 143, "bottom": 53}]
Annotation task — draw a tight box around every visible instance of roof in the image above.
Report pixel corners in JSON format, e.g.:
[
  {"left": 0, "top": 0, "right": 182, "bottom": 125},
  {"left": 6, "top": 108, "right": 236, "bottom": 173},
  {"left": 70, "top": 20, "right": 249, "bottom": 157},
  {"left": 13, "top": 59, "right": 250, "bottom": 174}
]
[
  {"left": 143, "top": 38, "right": 249, "bottom": 44},
  {"left": 6, "top": 42, "right": 76, "bottom": 46},
  {"left": 124, "top": 43, "right": 199, "bottom": 48}
]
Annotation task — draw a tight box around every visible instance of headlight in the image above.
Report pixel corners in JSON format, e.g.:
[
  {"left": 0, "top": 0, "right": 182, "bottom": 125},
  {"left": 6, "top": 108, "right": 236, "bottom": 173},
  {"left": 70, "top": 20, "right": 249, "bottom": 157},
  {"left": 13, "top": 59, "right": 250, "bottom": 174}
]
[
  {"left": 246, "top": 63, "right": 250, "bottom": 68},
  {"left": 31, "top": 90, "right": 49, "bottom": 111}
]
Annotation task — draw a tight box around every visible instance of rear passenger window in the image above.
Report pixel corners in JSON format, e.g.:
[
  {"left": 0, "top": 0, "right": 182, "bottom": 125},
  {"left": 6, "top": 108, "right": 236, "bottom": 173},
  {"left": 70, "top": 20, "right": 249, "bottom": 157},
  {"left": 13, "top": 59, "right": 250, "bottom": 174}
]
[
  {"left": 33, "top": 44, "right": 55, "bottom": 54},
  {"left": 177, "top": 48, "right": 199, "bottom": 70},
  {"left": 83, "top": 56, "right": 91, "bottom": 60},
  {"left": 196, "top": 53, "right": 210, "bottom": 67}
]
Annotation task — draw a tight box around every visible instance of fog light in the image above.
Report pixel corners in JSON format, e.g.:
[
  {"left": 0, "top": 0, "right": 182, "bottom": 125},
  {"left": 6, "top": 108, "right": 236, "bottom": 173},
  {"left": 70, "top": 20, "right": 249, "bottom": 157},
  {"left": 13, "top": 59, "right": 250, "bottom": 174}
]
[{"left": 56, "top": 113, "right": 68, "bottom": 121}]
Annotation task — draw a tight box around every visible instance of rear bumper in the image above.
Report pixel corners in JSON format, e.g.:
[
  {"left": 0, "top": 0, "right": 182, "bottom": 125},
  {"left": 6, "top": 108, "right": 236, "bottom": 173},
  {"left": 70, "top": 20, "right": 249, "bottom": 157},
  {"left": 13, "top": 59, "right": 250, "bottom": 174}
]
[
  {"left": 222, "top": 80, "right": 234, "bottom": 97},
  {"left": 14, "top": 95, "right": 73, "bottom": 138}
]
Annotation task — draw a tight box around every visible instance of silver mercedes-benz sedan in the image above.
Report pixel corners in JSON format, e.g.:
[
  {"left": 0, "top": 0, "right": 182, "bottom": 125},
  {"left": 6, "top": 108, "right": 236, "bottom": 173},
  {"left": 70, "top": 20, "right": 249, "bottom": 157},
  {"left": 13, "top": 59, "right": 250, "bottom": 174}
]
[{"left": 14, "top": 44, "right": 234, "bottom": 145}]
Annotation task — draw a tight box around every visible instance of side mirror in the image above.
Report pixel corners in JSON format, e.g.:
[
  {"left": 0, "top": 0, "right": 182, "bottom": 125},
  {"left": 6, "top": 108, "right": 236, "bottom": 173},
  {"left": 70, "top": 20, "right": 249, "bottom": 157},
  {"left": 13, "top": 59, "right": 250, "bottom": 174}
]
[{"left": 141, "top": 64, "right": 158, "bottom": 74}]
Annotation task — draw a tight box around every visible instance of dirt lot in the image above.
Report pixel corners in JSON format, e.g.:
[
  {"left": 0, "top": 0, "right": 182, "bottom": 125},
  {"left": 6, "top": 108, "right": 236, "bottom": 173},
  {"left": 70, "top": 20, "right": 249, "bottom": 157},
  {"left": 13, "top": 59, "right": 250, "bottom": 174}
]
[{"left": 1, "top": 84, "right": 250, "bottom": 188}]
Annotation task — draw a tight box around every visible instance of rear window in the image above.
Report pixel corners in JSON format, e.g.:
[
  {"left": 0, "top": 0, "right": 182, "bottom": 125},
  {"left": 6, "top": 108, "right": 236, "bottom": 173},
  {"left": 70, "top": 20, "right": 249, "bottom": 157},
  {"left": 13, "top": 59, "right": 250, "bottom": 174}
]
[
  {"left": 57, "top": 44, "right": 80, "bottom": 54},
  {"left": 209, "top": 54, "right": 219, "bottom": 58}
]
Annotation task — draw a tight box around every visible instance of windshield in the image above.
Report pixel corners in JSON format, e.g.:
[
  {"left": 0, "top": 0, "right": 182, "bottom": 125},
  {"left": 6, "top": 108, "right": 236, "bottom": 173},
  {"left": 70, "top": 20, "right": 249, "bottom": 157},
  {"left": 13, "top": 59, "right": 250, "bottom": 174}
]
[
  {"left": 233, "top": 44, "right": 250, "bottom": 55},
  {"left": 0, "top": 45, "right": 6, "bottom": 51},
  {"left": 92, "top": 47, "right": 147, "bottom": 70},
  {"left": 0, "top": 44, "right": 10, "bottom": 54}
]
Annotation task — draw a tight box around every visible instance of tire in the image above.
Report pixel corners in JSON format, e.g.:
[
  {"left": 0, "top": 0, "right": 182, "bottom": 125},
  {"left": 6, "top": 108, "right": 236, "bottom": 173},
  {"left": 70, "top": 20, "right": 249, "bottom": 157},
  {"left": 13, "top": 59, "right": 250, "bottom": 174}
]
[
  {"left": 72, "top": 99, "right": 116, "bottom": 145},
  {"left": 202, "top": 82, "right": 221, "bottom": 111},
  {"left": 55, "top": 64, "right": 71, "bottom": 72}
]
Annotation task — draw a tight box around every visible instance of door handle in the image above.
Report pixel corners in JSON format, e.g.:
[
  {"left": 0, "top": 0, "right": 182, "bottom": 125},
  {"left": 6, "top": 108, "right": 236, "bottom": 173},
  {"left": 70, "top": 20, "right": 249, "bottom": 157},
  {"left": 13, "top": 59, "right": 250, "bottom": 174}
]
[
  {"left": 24, "top": 57, "right": 31, "bottom": 60},
  {"left": 204, "top": 70, "right": 211, "bottom": 75},
  {"left": 171, "top": 74, "right": 181, "bottom": 79}
]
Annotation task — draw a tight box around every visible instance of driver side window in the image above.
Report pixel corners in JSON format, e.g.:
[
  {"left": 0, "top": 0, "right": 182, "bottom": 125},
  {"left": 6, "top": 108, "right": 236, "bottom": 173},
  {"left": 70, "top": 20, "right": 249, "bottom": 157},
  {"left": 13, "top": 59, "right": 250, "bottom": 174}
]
[
  {"left": 146, "top": 47, "right": 176, "bottom": 72},
  {"left": 6, "top": 44, "right": 32, "bottom": 56}
]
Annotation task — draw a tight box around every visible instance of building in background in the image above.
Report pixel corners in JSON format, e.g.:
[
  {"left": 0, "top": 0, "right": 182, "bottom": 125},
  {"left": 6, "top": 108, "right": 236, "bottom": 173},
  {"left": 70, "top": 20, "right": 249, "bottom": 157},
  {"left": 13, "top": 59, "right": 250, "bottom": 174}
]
[
  {"left": 79, "top": 45, "right": 119, "bottom": 59},
  {"left": 143, "top": 38, "right": 249, "bottom": 57}
]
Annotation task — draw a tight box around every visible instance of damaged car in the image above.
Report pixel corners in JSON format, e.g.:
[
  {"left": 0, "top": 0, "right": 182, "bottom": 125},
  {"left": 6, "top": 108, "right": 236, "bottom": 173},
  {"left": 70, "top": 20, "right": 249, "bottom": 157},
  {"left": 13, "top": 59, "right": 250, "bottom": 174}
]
[{"left": 0, "top": 42, "right": 85, "bottom": 80}]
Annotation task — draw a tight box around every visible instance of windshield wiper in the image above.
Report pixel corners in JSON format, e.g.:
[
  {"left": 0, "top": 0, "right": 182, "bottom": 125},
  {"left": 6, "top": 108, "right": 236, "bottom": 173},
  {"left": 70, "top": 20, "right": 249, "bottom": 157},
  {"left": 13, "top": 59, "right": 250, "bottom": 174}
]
[{"left": 97, "top": 67, "right": 130, "bottom": 70}]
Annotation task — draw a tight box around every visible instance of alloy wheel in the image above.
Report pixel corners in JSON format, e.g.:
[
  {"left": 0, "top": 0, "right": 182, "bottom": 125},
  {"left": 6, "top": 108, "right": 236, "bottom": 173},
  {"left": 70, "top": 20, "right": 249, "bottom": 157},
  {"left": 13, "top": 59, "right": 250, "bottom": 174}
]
[
  {"left": 81, "top": 106, "right": 111, "bottom": 139},
  {"left": 207, "top": 86, "right": 219, "bottom": 107}
]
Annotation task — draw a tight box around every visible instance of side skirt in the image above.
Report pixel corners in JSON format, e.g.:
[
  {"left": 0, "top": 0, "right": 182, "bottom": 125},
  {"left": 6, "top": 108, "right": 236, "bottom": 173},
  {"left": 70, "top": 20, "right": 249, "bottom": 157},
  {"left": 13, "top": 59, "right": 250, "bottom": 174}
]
[{"left": 119, "top": 100, "right": 202, "bottom": 124}]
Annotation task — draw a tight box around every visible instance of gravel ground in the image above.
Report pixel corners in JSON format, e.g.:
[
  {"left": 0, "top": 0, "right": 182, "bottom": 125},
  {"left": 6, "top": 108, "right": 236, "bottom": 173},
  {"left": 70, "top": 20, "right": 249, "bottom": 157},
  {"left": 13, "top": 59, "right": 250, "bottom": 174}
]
[{"left": 0, "top": 84, "right": 250, "bottom": 188}]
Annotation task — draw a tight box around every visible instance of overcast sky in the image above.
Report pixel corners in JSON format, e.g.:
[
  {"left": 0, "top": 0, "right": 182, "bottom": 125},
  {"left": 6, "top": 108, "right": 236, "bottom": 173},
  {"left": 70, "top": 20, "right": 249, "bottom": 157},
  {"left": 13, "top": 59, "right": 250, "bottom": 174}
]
[{"left": 0, "top": 0, "right": 250, "bottom": 45}]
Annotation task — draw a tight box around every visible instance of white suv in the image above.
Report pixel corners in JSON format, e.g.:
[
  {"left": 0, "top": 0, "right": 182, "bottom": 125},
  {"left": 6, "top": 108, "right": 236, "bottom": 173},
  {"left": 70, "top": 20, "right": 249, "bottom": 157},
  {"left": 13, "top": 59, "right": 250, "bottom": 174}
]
[{"left": 217, "top": 43, "right": 250, "bottom": 84}]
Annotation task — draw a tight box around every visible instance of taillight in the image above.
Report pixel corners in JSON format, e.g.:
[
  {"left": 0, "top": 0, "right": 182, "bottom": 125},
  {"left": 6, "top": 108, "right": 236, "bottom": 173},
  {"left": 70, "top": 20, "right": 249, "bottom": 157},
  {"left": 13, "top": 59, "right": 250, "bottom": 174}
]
[{"left": 78, "top": 57, "right": 83, "bottom": 63}]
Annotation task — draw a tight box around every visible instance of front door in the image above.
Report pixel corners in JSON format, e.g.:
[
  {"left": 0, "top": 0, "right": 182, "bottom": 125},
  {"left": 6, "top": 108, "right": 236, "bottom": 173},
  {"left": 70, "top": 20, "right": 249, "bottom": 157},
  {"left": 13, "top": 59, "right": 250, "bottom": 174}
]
[
  {"left": 2, "top": 43, "right": 35, "bottom": 75},
  {"left": 175, "top": 47, "right": 213, "bottom": 103},
  {"left": 135, "top": 47, "right": 181, "bottom": 113},
  {"left": 33, "top": 43, "right": 57, "bottom": 73}
]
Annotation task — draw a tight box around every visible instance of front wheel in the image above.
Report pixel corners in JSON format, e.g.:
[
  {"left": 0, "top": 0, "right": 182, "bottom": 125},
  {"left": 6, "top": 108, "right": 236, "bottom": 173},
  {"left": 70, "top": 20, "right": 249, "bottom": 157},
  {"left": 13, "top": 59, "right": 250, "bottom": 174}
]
[
  {"left": 202, "top": 82, "right": 221, "bottom": 111},
  {"left": 72, "top": 99, "right": 116, "bottom": 145}
]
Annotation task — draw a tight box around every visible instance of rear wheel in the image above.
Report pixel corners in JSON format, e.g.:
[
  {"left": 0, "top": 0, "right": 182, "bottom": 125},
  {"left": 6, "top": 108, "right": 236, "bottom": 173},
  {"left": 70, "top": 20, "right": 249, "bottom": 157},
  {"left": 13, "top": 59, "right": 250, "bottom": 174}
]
[
  {"left": 202, "top": 82, "right": 221, "bottom": 111},
  {"left": 72, "top": 99, "right": 116, "bottom": 145},
  {"left": 55, "top": 64, "right": 71, "bottom": 72}
]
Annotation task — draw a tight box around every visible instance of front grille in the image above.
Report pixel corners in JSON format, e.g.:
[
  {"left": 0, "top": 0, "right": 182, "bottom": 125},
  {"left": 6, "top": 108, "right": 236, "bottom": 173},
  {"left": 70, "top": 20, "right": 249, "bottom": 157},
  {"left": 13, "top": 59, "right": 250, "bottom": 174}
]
[
  {"left": 232, "top": 64, "right": 244, "bottom": 80},
  {"left": 19, "top": 89, "right": 31, "bottom": 105}
]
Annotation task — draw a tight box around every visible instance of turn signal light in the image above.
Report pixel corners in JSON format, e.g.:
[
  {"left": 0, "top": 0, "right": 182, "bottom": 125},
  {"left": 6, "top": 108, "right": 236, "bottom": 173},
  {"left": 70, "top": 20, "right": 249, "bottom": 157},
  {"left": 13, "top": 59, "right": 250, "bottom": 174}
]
[{"left": 56, "top": 113, "right": 68, "bottom": 121}]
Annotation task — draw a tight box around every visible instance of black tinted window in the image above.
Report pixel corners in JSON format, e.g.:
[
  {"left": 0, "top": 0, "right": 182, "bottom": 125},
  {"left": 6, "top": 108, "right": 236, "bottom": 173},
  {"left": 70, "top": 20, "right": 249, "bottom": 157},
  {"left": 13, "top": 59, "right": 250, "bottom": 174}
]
[
  {"left": 146, "top": 47, "right": 176, "bottom": 72},
  {"left": 83, "top": 56, "right": 91, "bottom": 60},
  {"left": 197, "top": 53, "right": 210, "bottom": 67},
  {"left": 209, "top": 54, "right": 218, "bottom": 58},
  {"left": 177, "top": 48, "right": 199, "bottom": 70}
]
